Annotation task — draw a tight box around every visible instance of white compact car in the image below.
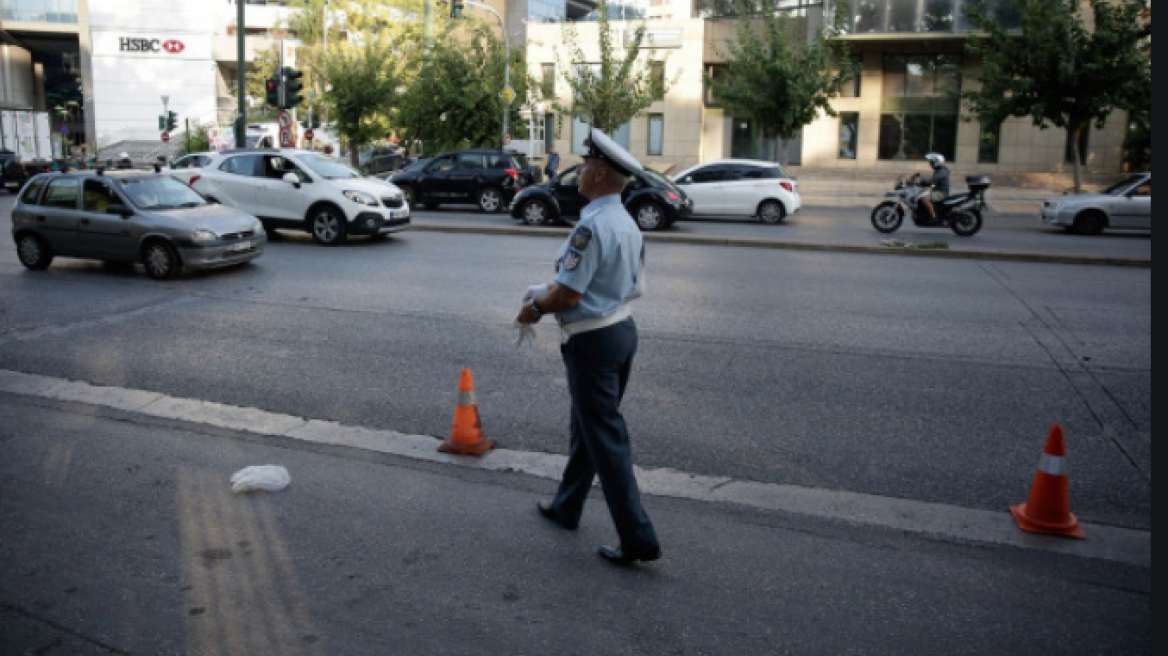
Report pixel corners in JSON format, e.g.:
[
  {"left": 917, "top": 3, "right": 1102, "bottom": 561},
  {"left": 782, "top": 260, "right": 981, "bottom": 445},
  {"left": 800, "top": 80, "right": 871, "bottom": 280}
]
[
  {"left": 171, "top": 148, "right": 409, "bottom": 245},
  {"left": 672, "top": 158, "right": 801, "bottom": 224}
]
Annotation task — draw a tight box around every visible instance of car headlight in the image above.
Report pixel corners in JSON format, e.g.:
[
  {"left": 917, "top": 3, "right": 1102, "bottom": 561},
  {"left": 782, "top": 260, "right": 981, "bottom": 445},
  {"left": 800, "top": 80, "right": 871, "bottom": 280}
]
[
  {"left": 191, "top": 229, "right": 218, "bottom": 243},
  {"left": 343, "top": 190, "right": 379, "bottom": 206},
  {"left": 253, "top": 220, "right": 264, "bottom": 233}
]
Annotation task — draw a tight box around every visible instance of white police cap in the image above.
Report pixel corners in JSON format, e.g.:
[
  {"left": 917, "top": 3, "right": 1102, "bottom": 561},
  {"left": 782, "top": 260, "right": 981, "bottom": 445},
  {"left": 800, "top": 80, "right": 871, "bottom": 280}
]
[{"left": 583, "top": 127, "right": 643, "bottom": 176}]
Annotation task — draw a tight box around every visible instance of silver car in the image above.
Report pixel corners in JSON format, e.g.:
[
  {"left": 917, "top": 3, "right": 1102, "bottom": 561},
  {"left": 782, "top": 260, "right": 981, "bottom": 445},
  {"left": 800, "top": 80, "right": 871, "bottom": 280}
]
[
  {"left": 11, "top": 169, "right": 266, "bottom": 280},
  {"left": 1040, "top": 172, "right": 1151, "bottom": 235}
]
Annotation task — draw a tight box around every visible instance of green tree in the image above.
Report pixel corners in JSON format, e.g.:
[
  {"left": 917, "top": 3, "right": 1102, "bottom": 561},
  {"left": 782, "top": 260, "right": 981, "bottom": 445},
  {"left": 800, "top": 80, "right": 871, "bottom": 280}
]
[
  {"left": 246, "top": 45, "right": 282, "bottom": 121},
  {"left": 322, "top": 33, "right": 409, "bottom": 166},
  {"left": 704, "top": 0, "right": 851, "bottom": 165},
  {"left": 554, "top": 0, "right": 676, "bottom": 133},
  {"left": 397, "top": 19, "right": 532, "bottom": 153},
  {"left": 961, "top": 0, "right": 1151, "bottom": 191}
]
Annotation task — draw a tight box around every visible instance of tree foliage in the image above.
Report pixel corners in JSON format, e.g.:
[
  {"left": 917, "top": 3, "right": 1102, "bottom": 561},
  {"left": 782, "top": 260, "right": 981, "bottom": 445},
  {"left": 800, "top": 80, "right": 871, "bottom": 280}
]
[
  {"left": 554, "top": 0, "right": 676, "bottom": 133},
  {"left": 961, "top": 0, "right": 1151, "bottom": 191},
  {"left": 704, "top": 0, "right": 851, "bottom": 164},
  {"left": 396, "top": 19, "right": 532, "bottom": 153},
  {"left": 321, "top": 33, "right": 409, "bottom": 166}
]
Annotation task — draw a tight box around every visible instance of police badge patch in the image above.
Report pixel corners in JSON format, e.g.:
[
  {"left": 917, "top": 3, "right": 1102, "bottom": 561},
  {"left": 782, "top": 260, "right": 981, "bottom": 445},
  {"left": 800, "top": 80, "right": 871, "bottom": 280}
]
[
  {"left": 571, "top": 227, "right": 593, "bottom": 251},
  {"left": 564, "top": 251, "right": 582, "bottom": 271}
]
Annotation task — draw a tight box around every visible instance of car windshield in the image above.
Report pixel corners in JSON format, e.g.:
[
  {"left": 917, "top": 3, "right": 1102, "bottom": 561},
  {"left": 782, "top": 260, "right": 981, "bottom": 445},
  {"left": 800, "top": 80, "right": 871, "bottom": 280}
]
[
  {"left": 299, "top": 153, "right": 361, "bottom": 179},
  {"left": 1102, "top": 175, "right": 1146, "bottom": 195},
  {"left": 121, "top": 175, "right": 207, "bottom": 209},
  {"left": 401, "top": 158, "right": 431, "bottom": 173}
]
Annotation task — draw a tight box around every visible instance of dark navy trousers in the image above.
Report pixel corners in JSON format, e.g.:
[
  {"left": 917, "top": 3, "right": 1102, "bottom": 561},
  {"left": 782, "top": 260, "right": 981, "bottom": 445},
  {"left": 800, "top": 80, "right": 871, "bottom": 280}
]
[{"left": 551, "top": 318, "right": 659, "bottom": 552}]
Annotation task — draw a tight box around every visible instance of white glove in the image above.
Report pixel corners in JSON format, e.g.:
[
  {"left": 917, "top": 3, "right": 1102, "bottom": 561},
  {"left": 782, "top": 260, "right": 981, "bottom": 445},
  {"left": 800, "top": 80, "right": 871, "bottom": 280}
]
[{"left": 514, "top": 283, "right": 549, "bottom": 348}]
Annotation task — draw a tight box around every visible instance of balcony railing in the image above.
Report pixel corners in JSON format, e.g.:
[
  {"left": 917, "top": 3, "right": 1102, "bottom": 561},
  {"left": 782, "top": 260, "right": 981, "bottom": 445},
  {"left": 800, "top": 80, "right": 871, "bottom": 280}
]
[{"left": 826, "top": 0, "right": 1020, "bottom": 36}]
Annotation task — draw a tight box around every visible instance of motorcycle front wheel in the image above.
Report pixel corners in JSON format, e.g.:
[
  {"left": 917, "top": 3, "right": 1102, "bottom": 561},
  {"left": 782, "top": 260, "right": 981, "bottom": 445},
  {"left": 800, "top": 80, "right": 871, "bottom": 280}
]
[
  {"left": 949, "top": 210, "right": 982, "bottom": 237},
  {"left": 871, "top": 201, "right": 903, "bottom": 233}
]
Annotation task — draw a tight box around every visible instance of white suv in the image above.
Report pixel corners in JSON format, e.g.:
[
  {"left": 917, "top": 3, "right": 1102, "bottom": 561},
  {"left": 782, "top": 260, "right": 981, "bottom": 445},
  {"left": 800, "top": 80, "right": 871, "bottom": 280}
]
[{"left": 172, "top": 148, "right": 409, "bottom": 245}]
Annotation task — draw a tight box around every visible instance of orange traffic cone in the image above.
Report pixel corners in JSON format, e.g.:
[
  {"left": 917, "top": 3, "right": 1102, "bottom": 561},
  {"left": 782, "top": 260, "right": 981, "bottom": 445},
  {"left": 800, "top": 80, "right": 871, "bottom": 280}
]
[
  {"left": 1010, "top": 424, "right": 1085, "bottom": 539},
  {"left": 439, "top": 368, "right": 495, "bottom": 455}
]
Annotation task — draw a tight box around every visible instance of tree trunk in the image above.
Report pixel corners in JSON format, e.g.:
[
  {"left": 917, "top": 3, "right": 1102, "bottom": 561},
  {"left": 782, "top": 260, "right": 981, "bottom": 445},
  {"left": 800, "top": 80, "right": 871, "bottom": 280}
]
[{"left": 1069, "top": 126, "right": 1083, "bottom": 194}]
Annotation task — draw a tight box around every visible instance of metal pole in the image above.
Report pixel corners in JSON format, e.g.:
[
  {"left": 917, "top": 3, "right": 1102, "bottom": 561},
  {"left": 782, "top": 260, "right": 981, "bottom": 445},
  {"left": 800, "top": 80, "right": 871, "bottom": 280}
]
[{"left": 235, "top": 0, "right": 246, "bottom": 147}]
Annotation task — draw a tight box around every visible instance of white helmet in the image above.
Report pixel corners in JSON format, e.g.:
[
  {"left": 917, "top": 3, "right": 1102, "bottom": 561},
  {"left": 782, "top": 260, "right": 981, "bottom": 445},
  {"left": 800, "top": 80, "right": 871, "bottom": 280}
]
[{"left": 925, "top": 153, "right": 945, "bottom": 166}]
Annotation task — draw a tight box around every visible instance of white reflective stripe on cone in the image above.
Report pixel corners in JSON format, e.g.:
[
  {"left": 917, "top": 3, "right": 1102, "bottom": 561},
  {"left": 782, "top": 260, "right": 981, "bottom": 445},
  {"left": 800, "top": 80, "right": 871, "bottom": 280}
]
[
  {"left": 1038, "top": 453, "right": 1067, "bottom": 475},
  {"left": 458, "top": 390, "right": 476, "bottom": 406}
]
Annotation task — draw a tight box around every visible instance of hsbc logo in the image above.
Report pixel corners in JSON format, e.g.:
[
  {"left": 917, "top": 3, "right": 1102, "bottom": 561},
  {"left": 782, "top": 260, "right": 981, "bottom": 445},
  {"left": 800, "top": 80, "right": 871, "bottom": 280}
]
[{"left": 119, "top": 37, "right": 185, "bottom": 54}]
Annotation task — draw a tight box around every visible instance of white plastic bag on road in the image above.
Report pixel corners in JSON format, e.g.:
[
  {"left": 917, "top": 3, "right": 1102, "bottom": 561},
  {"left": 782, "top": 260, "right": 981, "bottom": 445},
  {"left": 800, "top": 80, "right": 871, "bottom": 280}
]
[
  {"left": 513, "top": 283, "right": 549, "bottom": 347},
  {"left": 231, "top": 465, "right": 291, "bottom": 494}
]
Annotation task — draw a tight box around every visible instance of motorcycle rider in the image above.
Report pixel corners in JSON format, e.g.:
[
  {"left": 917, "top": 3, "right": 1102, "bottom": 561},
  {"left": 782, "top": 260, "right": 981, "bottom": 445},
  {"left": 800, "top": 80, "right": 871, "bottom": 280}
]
[{"left": 914, "top": 153, "right": 949, "bottom": 221}]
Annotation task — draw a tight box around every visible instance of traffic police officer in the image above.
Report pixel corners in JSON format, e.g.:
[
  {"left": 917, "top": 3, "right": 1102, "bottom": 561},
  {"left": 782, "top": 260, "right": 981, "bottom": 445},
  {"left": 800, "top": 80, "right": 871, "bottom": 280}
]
[{"left": 516, "top": 128, "right": 661, "bottom": 565}]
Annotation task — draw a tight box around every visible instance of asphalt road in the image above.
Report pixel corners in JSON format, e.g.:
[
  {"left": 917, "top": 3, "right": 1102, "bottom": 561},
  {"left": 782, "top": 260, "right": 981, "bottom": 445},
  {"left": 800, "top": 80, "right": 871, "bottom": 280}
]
[{"left": 0, "top": 192, "right": 1151, "bottom": 655}]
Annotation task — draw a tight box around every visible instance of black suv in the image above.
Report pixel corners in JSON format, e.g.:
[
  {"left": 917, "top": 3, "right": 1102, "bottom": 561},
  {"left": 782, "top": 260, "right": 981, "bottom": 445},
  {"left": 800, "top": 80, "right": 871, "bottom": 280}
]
[
  {"left": 1, "top": 150, "right": 28, "bottom": 194},
  {"left": 389, "top": 149, "right": 538, "bottom": 213}
]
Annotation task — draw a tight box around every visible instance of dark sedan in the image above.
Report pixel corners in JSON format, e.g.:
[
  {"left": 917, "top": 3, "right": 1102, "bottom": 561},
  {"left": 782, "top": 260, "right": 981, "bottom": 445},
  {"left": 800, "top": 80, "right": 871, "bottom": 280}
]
[{"left": 509, "top": 164, "right": 690, "bottom": 231}]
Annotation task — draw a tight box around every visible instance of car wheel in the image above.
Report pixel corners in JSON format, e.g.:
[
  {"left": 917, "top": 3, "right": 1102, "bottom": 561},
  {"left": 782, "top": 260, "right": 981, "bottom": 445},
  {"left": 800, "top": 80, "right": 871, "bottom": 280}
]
[
  {"left": 521, "top": 199, "right": 551, "bottom": 226},
  {"left": 757, "top": 199, "right": 786, "bottom": 224},
  {"left": 142, "top": 240, "right": 182, "bottom": 280},
  {"left": 309, "top": 205, "right": 347, "bottom": 246},
  {"left": 1073, "top": 210, "right": 1106, "bottom": 236},
  {"left": 478, "top": 186, "right": 504, "bottom": 213},
  {"left": 15, "top": 233, "right": 53, "bottom": 270},
  {"left": 633, "top": 201, "right": 666, "bottom": 231}
]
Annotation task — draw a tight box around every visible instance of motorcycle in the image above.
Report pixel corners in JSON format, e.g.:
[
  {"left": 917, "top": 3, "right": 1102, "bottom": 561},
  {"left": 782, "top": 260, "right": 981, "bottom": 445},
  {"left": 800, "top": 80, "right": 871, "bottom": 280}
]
[{"left": 870, "top": 173, "right": 991, "bottom": 237}]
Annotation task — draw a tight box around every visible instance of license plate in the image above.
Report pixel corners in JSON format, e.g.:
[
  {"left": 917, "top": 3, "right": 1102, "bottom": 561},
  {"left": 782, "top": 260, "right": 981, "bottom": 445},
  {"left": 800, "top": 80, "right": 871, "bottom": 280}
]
[{"left": 227, "top": 240, "right": 252, "bottom": 252}]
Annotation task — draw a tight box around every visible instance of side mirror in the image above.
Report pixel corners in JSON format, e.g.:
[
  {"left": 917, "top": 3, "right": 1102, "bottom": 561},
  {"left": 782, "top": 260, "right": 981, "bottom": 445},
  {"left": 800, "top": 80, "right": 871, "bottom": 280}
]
[
  {"left": 107, "top": 203, "right": 133, "bottom": 217},
  {"left": 282, "top": 171, "right": 301, "bottom": 187}
]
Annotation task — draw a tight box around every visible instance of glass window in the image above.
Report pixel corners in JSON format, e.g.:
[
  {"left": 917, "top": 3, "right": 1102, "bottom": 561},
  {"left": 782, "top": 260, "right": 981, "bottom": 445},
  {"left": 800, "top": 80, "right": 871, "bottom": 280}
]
[
  {"left": 541, "top": 63, "right": 555, "bottom": 99},
  {"left": 647, "top": 114, "right": 664, "bottom": 156},
  {"left": 42, "top": 177, "right": 79, "bottom": 209},
  {"left": 428, "top": 155, "right": 456, "bottom": 172},
  {"left": 978, "top": 122, "right": 1000, "bottom": 163},
  {"left": 839, "top": 57, "right": 861, "bottom": 98},
  {"left": 221, "top": 155, "right": 261, "bottom": 176},
  {"left": 704, "top": 64, "right": 728, "bottom": 107},
  {"left": 650, "top": 61, "right": 666, "bottom": 101},
  {"left": 82, "top": 179, "right": 117, "bottom": 212},
  {"left": 457, "top": 154, "right": 487, "bottom": 170},
  {"left": 689, "top": 166, "right": 727, "bottom": 183},
  {"left": 878, "top": 53, "right": 960, "bottom": 161},
  {"left": 572, "top": 116, "right": 630, "bottom": 154},
  {"left": 19, "top": 177, "right": 48, "bottom": 204},
  {"left": 839, "top": 112, "right": 859, "bottom": 159}
]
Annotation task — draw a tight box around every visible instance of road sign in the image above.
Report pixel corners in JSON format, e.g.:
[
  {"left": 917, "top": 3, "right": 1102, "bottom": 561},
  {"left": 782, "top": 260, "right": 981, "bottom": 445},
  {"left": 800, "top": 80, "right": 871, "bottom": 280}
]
[
  {"left": 279, "top": 127, "right": 294, "bottom": 148},
  {"left": 161, "top": 131, "right": 170, "bottom": 143},
  {"left": 278, "top": 110, "right": 292, "bottom": 128},
  {"left": 305, "top": 128, "right": 314, "bottom": 141},
  {"left": 501, "top": 85, "right": 515, "bottom": 105}
]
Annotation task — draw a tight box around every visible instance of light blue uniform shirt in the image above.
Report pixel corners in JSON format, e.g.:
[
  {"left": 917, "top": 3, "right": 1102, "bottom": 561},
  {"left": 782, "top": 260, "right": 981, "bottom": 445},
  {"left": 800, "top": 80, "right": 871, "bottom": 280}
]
[{"left": 554, "top": 194, "right": 644, "bottom": 325}]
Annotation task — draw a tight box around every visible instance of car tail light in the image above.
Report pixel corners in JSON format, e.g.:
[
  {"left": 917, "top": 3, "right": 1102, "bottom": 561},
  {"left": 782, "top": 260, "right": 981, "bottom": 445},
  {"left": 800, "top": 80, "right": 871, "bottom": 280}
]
[
  {"left": 189, "top": 174, "right": 201, "bottom": 185},
  {"left": 665, "top": 190, "right": 679, "bottom": 201},
  {"left": 780, "top": 181, "right": 793, "bottom": 192}
]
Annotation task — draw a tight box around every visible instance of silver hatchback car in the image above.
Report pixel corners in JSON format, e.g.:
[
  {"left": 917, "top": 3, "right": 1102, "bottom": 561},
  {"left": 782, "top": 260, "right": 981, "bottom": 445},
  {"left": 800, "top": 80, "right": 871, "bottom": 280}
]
[{"left": 11, "top": 169, "right": 266, "bottom": 280}]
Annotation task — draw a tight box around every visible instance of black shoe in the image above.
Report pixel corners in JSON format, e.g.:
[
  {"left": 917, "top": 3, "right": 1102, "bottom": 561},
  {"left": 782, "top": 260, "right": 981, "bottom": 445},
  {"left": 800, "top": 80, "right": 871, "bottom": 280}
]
[
  {"left": 598, "top": 544, "right": 661, "bottom": 565},
  {"left": 537, "top": 501, "right": 578, "bottom": 530}
]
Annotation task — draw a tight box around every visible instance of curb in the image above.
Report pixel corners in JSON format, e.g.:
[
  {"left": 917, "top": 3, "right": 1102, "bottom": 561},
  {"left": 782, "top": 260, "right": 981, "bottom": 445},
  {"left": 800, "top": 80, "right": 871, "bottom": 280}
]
[{"left": 408, "top": 224, "right": 1151, "bottom": 269}]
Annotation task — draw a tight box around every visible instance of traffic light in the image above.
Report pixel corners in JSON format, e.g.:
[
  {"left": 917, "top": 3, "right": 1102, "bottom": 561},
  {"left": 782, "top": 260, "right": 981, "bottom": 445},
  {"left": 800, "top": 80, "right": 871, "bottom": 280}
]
[
  {"left": 282, "top": 66, "right": 304, "bottom": 109},
  {"left": 265, "top": 76, "right": 280, "bottom": 107},
  {"left": 165, "top": 111, "right": 177, "bottom": 132},
  {"left": 449, "top": 0, "right": 464, "bottom": 18}
]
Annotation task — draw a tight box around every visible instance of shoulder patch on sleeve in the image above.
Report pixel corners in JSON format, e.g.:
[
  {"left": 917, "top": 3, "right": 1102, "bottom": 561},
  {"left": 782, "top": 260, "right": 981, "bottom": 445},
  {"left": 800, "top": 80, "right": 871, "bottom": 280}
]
[
  {"left": 563, "top": 251, "right": 582, "bottom": 271},
  {"left": 571, "top": 226, "right": 593, "bottom": 251}
]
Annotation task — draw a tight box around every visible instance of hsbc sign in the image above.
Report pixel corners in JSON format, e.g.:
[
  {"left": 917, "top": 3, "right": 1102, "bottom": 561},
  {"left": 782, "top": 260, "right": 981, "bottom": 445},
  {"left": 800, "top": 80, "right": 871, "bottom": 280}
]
[{"left": 119, "top": 37, "right": 185, "bottom": 54}]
